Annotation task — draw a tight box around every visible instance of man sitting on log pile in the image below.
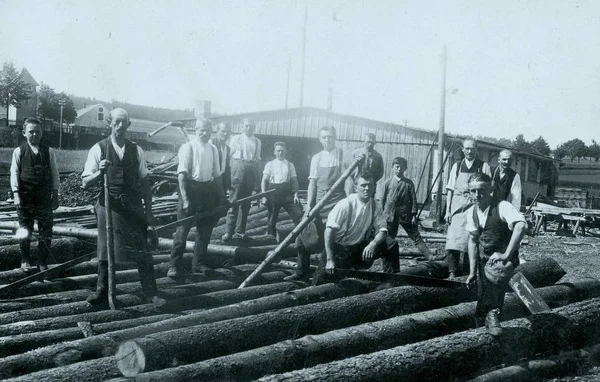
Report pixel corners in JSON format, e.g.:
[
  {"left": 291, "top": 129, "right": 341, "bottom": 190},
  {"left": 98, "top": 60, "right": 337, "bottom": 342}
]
[
  {"left": 465, "top": 172, "right": 526, "bottom": 336},
  {"left": 82, "top": 108, "right": 165, "bottom": 306},
  {"left": 10, "top": 118, "right": 60, "bottom": 271},
  {"left": 168, "top": 118, "right": 227, "bottom": 278},
  {"left": 323, "top": 172, "right": 400, "bottom": 276}
]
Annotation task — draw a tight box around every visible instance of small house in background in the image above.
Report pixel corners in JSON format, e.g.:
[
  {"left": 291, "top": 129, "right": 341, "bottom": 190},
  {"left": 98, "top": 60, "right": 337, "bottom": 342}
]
[
  {"left": 74, "top": 103, "right": 108, "bottom": 128},
  {"left": 0, "top": 67, "right": 39, "bottom": 127}
]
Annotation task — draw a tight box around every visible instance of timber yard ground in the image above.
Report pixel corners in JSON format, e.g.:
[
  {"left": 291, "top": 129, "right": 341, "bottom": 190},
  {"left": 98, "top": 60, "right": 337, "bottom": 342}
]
[{"left": 2, "top": 152, "right": 600, "bottom": 380}]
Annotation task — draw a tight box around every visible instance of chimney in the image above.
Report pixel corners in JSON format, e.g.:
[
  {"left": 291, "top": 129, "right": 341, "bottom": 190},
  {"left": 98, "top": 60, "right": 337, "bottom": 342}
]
[
  {"left": 326, "top": 80, "right": 334, "bottom": 111},
  {"left": 194, "top": 100, "right": 211, "bottom": 118}
]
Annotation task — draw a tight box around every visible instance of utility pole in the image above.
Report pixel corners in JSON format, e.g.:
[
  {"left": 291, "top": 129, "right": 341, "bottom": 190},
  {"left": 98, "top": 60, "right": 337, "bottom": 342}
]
[
  {"left": 299, "top": 4, "right": 308, "bottom": 107},
  {"left": 285, "top": 56, "right": 291, "bottom": 109},
  {"left": 58, "top": 98, "right": 65, "bottom": 149},
  {"left": 435, "top": 45, "right": 447, "bottom": 223}
]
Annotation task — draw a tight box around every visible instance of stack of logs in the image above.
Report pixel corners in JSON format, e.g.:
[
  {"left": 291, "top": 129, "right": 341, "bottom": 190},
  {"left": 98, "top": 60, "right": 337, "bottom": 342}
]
[{"left": 0, "top": 202, "right": 598, "bottom": 381}]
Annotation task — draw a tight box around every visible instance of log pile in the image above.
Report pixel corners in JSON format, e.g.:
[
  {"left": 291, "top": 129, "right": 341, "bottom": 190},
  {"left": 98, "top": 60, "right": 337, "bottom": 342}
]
[{"left": 0, "top": 175, "right": 599, "bottom": 382}]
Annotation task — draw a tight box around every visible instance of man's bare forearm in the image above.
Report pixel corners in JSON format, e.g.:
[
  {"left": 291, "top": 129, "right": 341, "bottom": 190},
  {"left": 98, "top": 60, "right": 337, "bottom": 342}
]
[
  {"left": 502, "top": 221, "right": 526, "bottom": 262},
  {"left": 324, "top": 227, "right": 336, "bottom": 262}
]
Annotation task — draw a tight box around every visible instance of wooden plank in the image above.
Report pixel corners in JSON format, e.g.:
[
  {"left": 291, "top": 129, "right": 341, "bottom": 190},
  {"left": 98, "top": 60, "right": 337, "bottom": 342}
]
[{"left": 508, "top": 271, "right": 550, "bottom": 314}]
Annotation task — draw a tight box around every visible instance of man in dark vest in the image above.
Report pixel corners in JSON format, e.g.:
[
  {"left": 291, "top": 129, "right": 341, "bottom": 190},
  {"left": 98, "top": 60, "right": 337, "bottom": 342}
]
[
  {"left": 10, "top": 118, "right": 60, "bottom": 271},
  {"left": 465, "top": 172, "right": 526, "bottom": 336},
  {"left": 213, "top": 122, "right": 232, "bottom": 192},
  {"left": 445, "top": 139, "right": 491, "bottom": 278},
  {"left": 491, "top": 149, "right": 521, "bottom": 211},
  {"left": 82, "top": 108, "right": 165, "bottom": 306}
]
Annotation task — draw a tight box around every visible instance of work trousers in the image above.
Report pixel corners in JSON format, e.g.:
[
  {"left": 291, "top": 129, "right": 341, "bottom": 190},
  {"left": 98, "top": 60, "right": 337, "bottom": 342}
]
[
  {"left": 17, "top": 202, "right": 53, "bottom": 266},
  {"left": 266, "top": 183, "right": 303, "bottom": 236},
  {"left": 475, "top": 253, "right": 519, "bottom": 318},
  {"left": 226, "top": 159, "right": 259, "bottom": 235},
  {"left": 387, "top": 219, "right": 423, "bottom": 245},
  {"left": 319, "top": 237, "right": 400, "bottom": 273},
  {"left": 170, "top": 180, "right": 219, "bottom": 270}
]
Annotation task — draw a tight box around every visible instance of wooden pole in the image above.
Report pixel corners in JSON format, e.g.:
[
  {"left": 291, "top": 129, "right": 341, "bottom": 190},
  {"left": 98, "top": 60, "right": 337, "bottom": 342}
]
[
  {"left": 103, "top": 170, "right": 117, "bottom": 310},
  {"left": 238, "top": 157, "right": 363, "bottom": 288},
  {"left": 435, "top": 45, "right": 447, "bottom": 223}
]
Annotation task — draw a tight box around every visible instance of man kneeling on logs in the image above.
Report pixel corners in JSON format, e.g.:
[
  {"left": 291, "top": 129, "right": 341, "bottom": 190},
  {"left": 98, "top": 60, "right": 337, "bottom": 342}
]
[
  {"left": 465, "top": 172, "right": 526, "bottom": 336},
  {"left": 323, "top": 171, "right": 400, "bottom": 276}
]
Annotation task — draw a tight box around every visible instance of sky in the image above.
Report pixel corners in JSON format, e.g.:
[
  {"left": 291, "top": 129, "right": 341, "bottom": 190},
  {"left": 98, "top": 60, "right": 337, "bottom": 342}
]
[{"left": 1, "top": 0, "right": 599, "bottom": 148}]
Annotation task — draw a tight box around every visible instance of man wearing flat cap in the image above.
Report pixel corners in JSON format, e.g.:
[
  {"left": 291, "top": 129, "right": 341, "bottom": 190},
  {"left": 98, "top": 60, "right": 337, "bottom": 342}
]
[
  {"left": 168, "top": 118, "right": 228, "bottom": 278},
  {"left": 222, "top": 118, "right": 262, "bottom": 242}
]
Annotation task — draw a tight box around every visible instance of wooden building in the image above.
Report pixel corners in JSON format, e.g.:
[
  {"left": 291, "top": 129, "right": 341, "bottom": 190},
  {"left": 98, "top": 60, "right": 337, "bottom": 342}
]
[{"left": 170, "top": 107, "right": 560, "bottom": 205}]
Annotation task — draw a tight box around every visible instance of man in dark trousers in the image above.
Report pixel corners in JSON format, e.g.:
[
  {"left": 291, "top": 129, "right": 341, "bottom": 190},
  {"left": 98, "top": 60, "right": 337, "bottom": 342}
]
[
  {"left": 222, "top": 118, "right": 262, "bottom": 242},
  {"left": 213, "top": 122, "right": 232, "bottom": 192},
  {"left": 82, "top": 108, "right": 165, "bottom": 306},
  {"left": 259, "top": 141, "right": 303, "bottom": 238},
  {"left": 285, "top": 126, "right": 353, "bottom": 281},
  {"left": 491, "top": 149, "right": 522, "bottom": 211},
  {"left": 445, "top": 139, "right": 491, "bottom": 278},
  {"left": 465, "top": 172, "right": 526, "bottom": 336},
  {"left": 348, "top": 133, "right": 384, "bottom": 196},
  {"left": 324, "top": 172, "right": 399, "bottom": 275},
  {"left": 168, "top": 118, "right": 227, "bottom": 278},
  {"left": 10, "top": 118, "right": 60, "bottom": 271}
]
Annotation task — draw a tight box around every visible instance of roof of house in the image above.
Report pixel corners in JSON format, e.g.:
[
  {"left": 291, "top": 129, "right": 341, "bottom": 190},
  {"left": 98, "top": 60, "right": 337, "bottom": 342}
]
[
  {"left": 19, "top": 68, "right": 38, "bottom": 86},
  {"left": 76, "top": 104, "right": 106, "bottom": 118}
]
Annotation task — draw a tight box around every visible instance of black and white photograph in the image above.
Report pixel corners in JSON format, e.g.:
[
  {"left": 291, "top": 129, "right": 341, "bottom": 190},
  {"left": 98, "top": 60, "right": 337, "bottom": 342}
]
[{"left": 1, "top": 1, "right": 600, "bottom": 381}]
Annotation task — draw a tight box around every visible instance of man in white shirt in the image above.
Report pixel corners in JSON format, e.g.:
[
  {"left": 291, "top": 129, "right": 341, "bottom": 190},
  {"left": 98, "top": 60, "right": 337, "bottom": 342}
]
[
  {"left": 260, "top": 141, "right": 303, "bottom": 238},
  {"left": 465, "top": 172, "right": 526, "bottom": 336},
  {"left": 491, "top": 149, "right": 522, "bottom": 211},
  {"left": 213, "top": 122, "right": 232, "bottom": 192},
  {"left": 168, "top": 118, "right": 227, "bottom": 278},
  {"left": 445, "top": 139, "right": 491, "bottom": 278},
  {"left": 10, "top": 118, "right": 60, "bottom": 271},
  {"left": 222, "top": 118, "right": 262, "bottom": 242},
  {"left": 81, "top": 108, "right": 164, "bottom": 306},
  {"left": 323, "top": 172, "right": 399, "bottom": 275}
]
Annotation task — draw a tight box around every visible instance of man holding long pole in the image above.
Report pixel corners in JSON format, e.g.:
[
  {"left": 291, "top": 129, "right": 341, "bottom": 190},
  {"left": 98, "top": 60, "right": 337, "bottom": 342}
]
[{"left": 82, "top": 108, "right": 165, "bottom": 307}]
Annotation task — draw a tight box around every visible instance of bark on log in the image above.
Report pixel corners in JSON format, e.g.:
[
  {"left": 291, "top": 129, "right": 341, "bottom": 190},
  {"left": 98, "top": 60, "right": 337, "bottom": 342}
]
[
  {"left": 111, "top": 279, "right": 600, "bottom": 381},
  {"left": 0, "top": 282, "right": 312, "bottom": 379},
  {"left": 3, "top": 357, "right": 118, "bottom": 382},
  {"left": 0, "top": 314, "right": 179, "bottom": 357},
  {"left": 115, "top": 283, "right": 480, "bottom": 375},
  {"left": 0, "top": 279, "right": 240, "bottom": 325},
  {"left": 0, "top": 238, "right": 94, "bottom": 271},
  {"left": 467, "top": 344, "right": 600, "bottom": 382},
  {"left": 514, "top": 257, "right": 566, "bottom": 289},
  {"left": 257, "top": 297, "right": 600, "bottom": 382}
]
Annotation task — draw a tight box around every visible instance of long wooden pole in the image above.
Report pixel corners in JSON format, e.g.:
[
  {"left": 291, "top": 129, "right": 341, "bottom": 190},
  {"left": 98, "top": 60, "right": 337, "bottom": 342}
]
[
  {"left": 103, "top": 170, "right": 117, "bottom": 310},
  {"left": 435, "top": 45, "right": 447, "bottom": 223},
  {"left": 238, "top": 157, "right": 363, "bottom": 288}
]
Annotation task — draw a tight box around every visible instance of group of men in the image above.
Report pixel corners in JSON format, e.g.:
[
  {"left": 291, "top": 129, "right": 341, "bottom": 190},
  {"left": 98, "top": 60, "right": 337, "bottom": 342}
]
[{"left": 10, "top": 110, "right": 527, "bottom": 334}]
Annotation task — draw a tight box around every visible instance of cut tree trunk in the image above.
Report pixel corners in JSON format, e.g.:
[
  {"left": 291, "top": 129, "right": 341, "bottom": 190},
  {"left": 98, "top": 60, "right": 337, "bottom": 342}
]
[
  {"left": 0, "top": 283, "right": 300, "bottom": 379},
  {"left": 257, "top": 297, "right": 600, "bottom": 382},
  {"left": 3, "top": 357, "right": 119, "bottom": 382},
  {"left": 115, "top": 283, "right": 480, "bottom": 376},
  {"left": 109, "top": 279, "right": 600, "bottom": 381},
  {"left": 0, "top": 238, "right": 94, "bottom": 271}
]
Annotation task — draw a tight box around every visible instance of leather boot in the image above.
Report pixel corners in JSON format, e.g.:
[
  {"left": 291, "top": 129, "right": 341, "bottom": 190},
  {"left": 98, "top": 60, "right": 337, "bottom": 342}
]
[
  {"left": 485, "top": 308, "right": 503, "bottom": 336},
  {"left": 284, "top": 251, "right": 310, "bottom": 282},
  {"left": 87, "top": 261, "right": 109, "bottom": 305}
]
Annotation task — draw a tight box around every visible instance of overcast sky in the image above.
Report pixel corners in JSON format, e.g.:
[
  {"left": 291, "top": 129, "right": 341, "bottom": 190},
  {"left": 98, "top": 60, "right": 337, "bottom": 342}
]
[{"left": 1, "top": 0, "right": 598, "bottom": 147}]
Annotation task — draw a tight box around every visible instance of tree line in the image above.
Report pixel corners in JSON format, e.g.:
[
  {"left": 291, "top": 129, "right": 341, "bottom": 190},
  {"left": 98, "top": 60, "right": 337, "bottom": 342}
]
[{"left": 1, "top": 60, "right": 194, "bottom": 126}]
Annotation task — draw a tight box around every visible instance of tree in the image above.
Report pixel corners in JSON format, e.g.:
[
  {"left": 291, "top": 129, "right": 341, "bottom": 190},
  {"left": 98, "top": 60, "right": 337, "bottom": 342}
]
[
  {"left": 511, "top": 134, "right": 529, "bottom": 151},
  {"left": 589, "top": 139, "right": 600, "bottom": 162},
  {"left": 562, "top": 138, "right": 587, "bottom": 162},
  {"left": 37, "top": 83, "right": 77, "bottom": 123},
  {"left": 530, "top": 136, "right": 551, "bottom": 156},
  {"left": 553, "top": 144, "right": 568, "bottom": 160},
  {"left": 0, "top": 62, "right": 31, "bottom": 125}
]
